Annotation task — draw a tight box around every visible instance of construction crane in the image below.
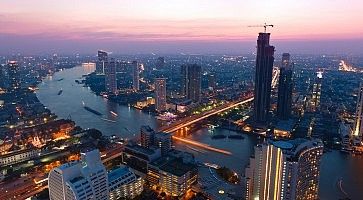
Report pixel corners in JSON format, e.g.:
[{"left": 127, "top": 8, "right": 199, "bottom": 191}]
[{"left": 248, "top": 23, "right": 274, "bottom": 33}]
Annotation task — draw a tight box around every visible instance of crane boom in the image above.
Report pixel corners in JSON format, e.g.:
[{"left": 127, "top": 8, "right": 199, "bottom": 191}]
[{"left": 248, "top": 23, "right": 274, "bottom": 33}]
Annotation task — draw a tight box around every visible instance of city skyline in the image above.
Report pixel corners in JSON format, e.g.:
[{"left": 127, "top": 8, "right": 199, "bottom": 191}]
[
  {"left": 1, "top": 1, "right": 363, "bottom": 200},
  {"left": 1, "top": 0, "right": 363, "bottom": 54}
]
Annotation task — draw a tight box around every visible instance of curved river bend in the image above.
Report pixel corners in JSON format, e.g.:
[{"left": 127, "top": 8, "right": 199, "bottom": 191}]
[{"left": 37, "top": 66, "right": 363, "bottom": 199}]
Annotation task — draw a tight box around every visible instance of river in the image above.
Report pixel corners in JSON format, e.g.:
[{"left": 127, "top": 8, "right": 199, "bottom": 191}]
[{"left": 37, "top": 65, "right": 363, "bottom": 200}]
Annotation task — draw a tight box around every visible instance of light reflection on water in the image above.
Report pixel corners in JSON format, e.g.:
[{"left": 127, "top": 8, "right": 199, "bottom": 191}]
[{"left": 37, "top": 66, "right": 363, "bottom": 200}]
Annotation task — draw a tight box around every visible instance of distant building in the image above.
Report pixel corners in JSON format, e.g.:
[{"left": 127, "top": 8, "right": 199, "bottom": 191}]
[
  {"left": 156, "top": 57, "right": 165, "bottom": 69},
  {"left": 245, "top": 139, "right": 323, "bottom": 200},
  {"left": 48, "top": 149, "right": 109, "bottom": 200},
  {"left": 208, "top": 74, "right": 216, "bottom": 91},
  {"left": 277, "top": 53, "right": 293, "bottom": 120},
  {"left": 96, "top": 50, "right": 108, "bottom": 74},
  {"left": 105, "top": 59, "right": 117, "bottom": 94},
  {"left": 253, "top": 33, "right": 275, "bottom": 126},
  {"left": 181, "top": 64, "right": 202, "bottom": 103},
  {"left": 108, "top": 166, "right": 143, "bottom": 200},
  {"left": 132, "top": 61, "right": 140, "bottom": 91},
  {"left": 155, "top": 78, "right": 167, "bottom": 112},
  {"left": 352, "top": 82, "right": 363, "bottom": 139},
  {"left": 7, "top": 61, "right": 20, "bottom": 92},
  {"left": 309, "top": 72, "right": 323, "bottom": 112}
]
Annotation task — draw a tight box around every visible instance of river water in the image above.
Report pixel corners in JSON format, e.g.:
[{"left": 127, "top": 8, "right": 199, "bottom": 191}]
[{"left": 37, "top": 66, "right": 362, "bottom": 200}]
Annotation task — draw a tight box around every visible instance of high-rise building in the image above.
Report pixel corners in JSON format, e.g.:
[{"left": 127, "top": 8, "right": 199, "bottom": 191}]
[
  {"left": 155, "top": 78, "right": 167, "bottom": 112},
  {"left": 48, "top": 149, "right": 109, "bottom": 200},
  {"left": 245, "top": 139, "right": 323, "bottom": 200},
  {"left": 154, "top": 132, "right": 172, "bottom": 156},
  {"left": 181, "top": 64, "right": 202, "bottom": 103},
  {"left": 309, "top": 72, "right": 323, "bottom": 112},
  {"left": 140, "top": 125, "right": 155, "bottom": 148},
  {"left": 277, "top": 53, "right": 293, "bottom": 120},
  {"left": 105, "top": 59, "right": 117, "bottom": 94},
  {"left": 156, "top": 57, "right": 165, "bottom": 69},
  {"left": 352, "top": 83, "right": 363, "bottom": 138},
  {"left": 132, "top": 61, "right": 140, "bottom": 91},
  {"left": 208, "top": 74, "right": 216, "bottom": 91},
  {"left": 96, "top": 50, "right": 108, "bottom": 74},
  {"left": 253, "top": 33, "right": 275, "bottom": 125},
  {"left": 7, "top": 61, "right": 20, "bottom": 91}
]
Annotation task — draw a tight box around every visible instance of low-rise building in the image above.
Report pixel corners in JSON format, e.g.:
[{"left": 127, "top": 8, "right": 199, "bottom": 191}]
[
  {"left": 0, "top": 148, "right": 40, "bottom": 167},
  {"left": 148, "top": 151, "right": 198, "bottom": 197}
]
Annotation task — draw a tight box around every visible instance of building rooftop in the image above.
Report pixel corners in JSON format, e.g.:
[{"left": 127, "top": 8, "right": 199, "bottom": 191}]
[
  {"left": 275, "top": 119, "right": 296, "bottom": 131},
  {"left": 108, "top": 166, "right": 132, "bottom": 183},
  {"left": 58, "top": 161, "right": 79, "bottom": 170},
  {"left": 125, "top": 144, "right": 158, "bottom": 156},
  {"left": 151, "top": 156, "right": 197, "bottom": 177}
]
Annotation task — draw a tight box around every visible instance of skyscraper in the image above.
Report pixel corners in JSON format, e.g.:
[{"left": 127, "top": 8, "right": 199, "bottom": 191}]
[
  {"left": 156, "top": 57, "right": 165, "bottom": 69},
  {"left": 208, "top": 74, "right": 216, "bottom": 91},
  {"left": 132, "top": 61, "right": 139, "bottom": 91},
  {"left": 7, "top": 61, "right": 20, "bottom": 91},
  {"left": 181, "top": 64, "right": 202, "bottom": 103},
  {"left": 352, "top": 83, "right": 363, "bottom": 138},
  {"left": 309, "top": 72, "right": 323, "bottom": 112},
  {"left": 96, "top": 50, "right": 108, "bottom": 74},
  {"left": 245, "top": 139, "right": 323, "bottom": 200},
  {"left": 48, "top": 149, "right": 109, "bottom": 200},
  {"left": 155, "top": 78, "right": 167, "bottom": 112},
  {"left": 253, "top": 33, "right": 275, "bottom": 125},
  {"left": 105, "top": 59, "right": 117, "bottom": 94},
  {"left": 277, "top": 53, "right": 293, "bottom": 120}
]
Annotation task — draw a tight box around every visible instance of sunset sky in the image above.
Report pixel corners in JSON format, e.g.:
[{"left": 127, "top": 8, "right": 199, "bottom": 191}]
[{"left": 1, "top": 0, "right": 363, "bottom": 54}]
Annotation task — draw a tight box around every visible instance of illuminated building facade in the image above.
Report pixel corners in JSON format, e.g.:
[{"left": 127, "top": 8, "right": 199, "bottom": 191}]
[
  {"left": 155, "top": 78, "right": 167, "bottom": 112},
  {"left": 253, "top": 33, "right": 275, "bottom": 125},
  {"left": 96, "top": 50, "right": 108, "bottom": 74},
  {"left": 352, "top": 83, "right": 363, "bottom": 138},
  {"left": 181, "top": 64, "right": 202, "bottom": 103},
  {"left": 105, "top": 59, "right": 117, "bottom": 94},
  {"left": 108, "top": 166, "right": 144, "bottom": 200},
  {"left": 277, "top": 53, "right": 293, "bottom": 120},
  {"left": 148, "top": 154, "right": 197, "bottom": 197},
  {"left": 245, "top": 139, "right": 323, "bottom": 200},
  {"left": 245, "top": 143, "right": 284, "bottom": 200},
  {"left": 132, "top": 61, "right": 140, "bottom": 91}
]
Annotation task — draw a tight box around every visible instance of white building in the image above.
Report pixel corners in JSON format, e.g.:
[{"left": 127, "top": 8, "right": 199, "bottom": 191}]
[
  {"left": 48, "top": 149, "right": 109, "bottom": 200},
  {"left": 245, "top": 139, "right": 323, "bottom": 200},
  {"left": 108, "top": 166, "right": 143, "bottom": 200}
]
